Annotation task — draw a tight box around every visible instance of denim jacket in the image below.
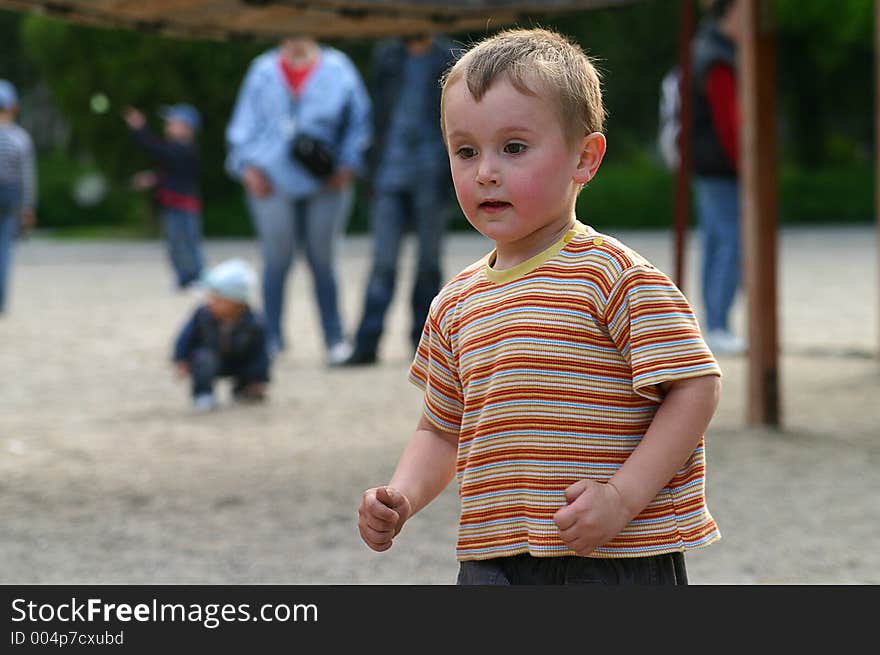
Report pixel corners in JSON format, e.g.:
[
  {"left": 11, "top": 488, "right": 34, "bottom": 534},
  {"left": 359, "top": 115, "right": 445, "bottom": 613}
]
[
  {"left": 173, "top": 305, "right": 270, "bottom": 382},
  {"left": 368, "top": 37, "right": 456, "bottom": 189},
  {"left": 225, "top": 46, "right": 372, "bottom": 199}
]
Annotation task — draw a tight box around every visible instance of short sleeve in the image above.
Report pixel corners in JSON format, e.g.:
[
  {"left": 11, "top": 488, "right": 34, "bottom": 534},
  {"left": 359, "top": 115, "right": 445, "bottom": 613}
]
[
  {"left": 408, "top": 300, "right": 464, "bottom": 434},
  {"left": 603, "top": 265, "right": 721, "bottom": 402}
]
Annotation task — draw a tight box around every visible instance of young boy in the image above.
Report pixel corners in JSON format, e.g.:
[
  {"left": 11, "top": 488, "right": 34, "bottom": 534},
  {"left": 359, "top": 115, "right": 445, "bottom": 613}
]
[
  {"left": 173, "top": 258, "right": 270, "bottom": 412},
  {"left": 124, "top": 103, "right": 205, "bottom": 290},
  {"left": 358, "top": 28, "right": 722, "bottom": 585},
  {"left": 0, "top": 79, "right": 37, "bottom": 315}
]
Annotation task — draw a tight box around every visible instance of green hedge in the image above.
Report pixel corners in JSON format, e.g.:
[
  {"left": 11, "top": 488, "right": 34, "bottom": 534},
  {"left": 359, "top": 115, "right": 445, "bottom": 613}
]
[
  {"left": 37, "top": 149, "right": 149, "bottom": 231},
  {"left": 579, "top": 160, "right": 874, "bottom": 230},
  {"left": 779, "top": 164, "right": 874, "bottom": 224}
]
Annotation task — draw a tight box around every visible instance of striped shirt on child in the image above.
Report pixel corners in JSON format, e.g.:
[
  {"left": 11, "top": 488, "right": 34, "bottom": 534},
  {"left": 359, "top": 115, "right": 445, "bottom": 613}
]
[{"left": 409, "top": 221, "right": 722, "bottom": 560}]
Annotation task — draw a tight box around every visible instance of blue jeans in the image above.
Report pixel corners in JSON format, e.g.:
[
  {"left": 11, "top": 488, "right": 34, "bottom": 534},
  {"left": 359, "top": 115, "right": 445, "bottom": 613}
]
[
  {"left": 162, "top": 208, "right": 204, "bottom": 289},
  {"left": 353, "top": 179, "right": 450, "bottom": 355},
  {"left": 0, "top": 183, "right": 22, "bottom": 314},
  {"left": 694, "top": 176, "right": 740, "bottom": 332},
  {"left": 247, "top": 186, "right": 354, "bottom": 352}
]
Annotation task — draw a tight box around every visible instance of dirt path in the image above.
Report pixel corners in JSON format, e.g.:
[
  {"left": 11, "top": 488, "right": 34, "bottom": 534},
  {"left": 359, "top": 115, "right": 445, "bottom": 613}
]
[{"left": 1, "top": 225, "right": 877, "bottom": 584}]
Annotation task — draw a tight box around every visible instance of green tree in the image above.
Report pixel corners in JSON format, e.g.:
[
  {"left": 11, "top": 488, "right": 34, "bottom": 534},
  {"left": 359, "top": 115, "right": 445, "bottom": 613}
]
[
  {"left": 19, "top": 14, "right": 271, "bottom": 232},
  {"left": 775, "top": 0, "right": 873, "bottom": 166}
]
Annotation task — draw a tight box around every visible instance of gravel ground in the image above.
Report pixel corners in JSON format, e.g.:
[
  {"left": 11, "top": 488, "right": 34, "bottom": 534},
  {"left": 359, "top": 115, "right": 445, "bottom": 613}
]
[{"left": 1, "top": 224, "right": 877, "bottom": 585}]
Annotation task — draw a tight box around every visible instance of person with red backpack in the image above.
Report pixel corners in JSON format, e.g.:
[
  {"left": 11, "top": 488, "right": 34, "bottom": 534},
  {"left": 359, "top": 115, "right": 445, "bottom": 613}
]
[{"left": 691, "top": 0, "right": 745, "bottom": 355}]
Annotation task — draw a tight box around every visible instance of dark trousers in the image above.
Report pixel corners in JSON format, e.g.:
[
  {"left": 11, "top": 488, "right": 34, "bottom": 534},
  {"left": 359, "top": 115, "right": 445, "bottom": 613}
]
[
  {"left": 354, "top": 180, "right": 449, "bottom": 356},
  {"left": 189, "top": 347, "right": 262, "bottom": 397},
  {"left": 457, "top": 552, "right": 688, "bottom": 585}
]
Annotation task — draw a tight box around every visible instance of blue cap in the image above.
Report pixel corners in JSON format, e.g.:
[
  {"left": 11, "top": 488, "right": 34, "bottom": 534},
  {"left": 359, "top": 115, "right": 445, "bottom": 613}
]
[
  {"left": 159, "top": 103, "right": 201, "bottom": 130},
  {"left": 0, "top": 80, "right": 18, "bottom": 110},
  {"left": 201, "top": 258, "right": 255, "bottom": 304}
]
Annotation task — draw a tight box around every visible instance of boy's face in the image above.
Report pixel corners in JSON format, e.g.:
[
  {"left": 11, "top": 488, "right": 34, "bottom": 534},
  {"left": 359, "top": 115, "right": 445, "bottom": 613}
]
[
  {"left": 164, "top": 118, "right": 194, "bottom": 142},
  {"left": 443, "top": 76, "right": 601, "bottom": 249},
  {"left": 206, "top": 293, "right": 244, "bottom": 321}
]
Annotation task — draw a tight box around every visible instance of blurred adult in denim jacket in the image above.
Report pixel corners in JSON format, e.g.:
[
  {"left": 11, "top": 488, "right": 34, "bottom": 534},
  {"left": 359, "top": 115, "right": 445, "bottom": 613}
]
[
  {"left": 226, "top": 36, "right": 371, "bottom": 364},
  {"left": 342, "top": 34, "right": 456, "bottom": 365}
]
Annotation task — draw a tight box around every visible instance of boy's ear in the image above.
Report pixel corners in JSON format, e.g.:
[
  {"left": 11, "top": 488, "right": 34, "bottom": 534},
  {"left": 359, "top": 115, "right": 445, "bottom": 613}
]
[{"left": 573, "top": 132, "right": 606, "bottom": 185}]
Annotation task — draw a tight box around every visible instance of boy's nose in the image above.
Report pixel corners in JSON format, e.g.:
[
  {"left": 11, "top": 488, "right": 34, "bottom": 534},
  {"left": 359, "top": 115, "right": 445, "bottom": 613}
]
[{"left": 475, "top": 156, "right": 499, "bottom": 185}]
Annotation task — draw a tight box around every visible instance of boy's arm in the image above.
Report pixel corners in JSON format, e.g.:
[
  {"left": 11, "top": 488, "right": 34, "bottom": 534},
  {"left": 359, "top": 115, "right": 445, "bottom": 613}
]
[
  {"left": 554, "top": 374, "right": 720, "bottom": 556},
  {"left": 358, "top": 413, "right": 458, "bottom": 552},
  {"left": 388, "top": 413, "right": 458, "bottom": 515},
  {"left": 129, "top": 125, "right": 177, "bottom": 163},
  {"left": 172, "top": 311, "right": 200, "bottom": 365}
]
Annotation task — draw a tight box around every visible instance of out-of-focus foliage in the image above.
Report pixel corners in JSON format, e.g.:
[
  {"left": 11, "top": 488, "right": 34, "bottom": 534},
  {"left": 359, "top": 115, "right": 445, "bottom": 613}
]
[
  {"left": 19, "top": 15, "right": 268, "bottom": 231},
  {"left": 775, "top": 0, "right": 873, "bottom": 166}
]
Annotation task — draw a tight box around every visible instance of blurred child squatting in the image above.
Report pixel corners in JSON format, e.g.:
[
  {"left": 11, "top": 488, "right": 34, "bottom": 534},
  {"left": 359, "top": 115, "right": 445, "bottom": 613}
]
[{"left": 173, "top": 258, "right": 271, "bottom": 412}]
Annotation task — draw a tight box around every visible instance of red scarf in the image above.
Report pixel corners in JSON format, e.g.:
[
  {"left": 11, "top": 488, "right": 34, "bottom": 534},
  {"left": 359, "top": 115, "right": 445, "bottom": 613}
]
[{"left": 279, "top": 54, "right": 318, "bottom": 95}]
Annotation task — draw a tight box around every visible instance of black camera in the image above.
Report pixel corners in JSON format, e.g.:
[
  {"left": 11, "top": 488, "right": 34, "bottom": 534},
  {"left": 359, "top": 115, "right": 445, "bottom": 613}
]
[{"left": 290, "top": 134, "right": 335, "bottom": 179}]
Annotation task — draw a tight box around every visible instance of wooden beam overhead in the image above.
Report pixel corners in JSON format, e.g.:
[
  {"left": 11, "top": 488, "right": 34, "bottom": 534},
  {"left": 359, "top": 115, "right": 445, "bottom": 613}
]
[{"left": 0, "top": 0, "right": 636, "bottom": 39}]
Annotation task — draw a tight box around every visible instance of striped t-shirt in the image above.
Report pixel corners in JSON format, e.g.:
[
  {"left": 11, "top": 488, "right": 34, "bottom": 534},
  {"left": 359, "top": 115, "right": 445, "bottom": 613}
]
[{"left": 409, "top": 222, "right": 722, "bottom": 560}]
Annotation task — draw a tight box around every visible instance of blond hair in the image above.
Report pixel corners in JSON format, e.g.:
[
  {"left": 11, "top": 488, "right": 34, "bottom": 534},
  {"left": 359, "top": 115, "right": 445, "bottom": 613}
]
[{"left": 440, "top": 28, "right": 606, "bottom": 144}]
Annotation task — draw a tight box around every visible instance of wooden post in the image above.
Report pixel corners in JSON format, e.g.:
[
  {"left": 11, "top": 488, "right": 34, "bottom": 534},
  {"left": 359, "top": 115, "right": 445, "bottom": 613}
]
[
  {"left": 673, "top": 0, "right": 696, "bottom": 291},
  {"left": 740, "top": 0, "right": 780, "bottom": 426},
  {"left": 876, "top": 0, "right": 880, "bottom": 358}
]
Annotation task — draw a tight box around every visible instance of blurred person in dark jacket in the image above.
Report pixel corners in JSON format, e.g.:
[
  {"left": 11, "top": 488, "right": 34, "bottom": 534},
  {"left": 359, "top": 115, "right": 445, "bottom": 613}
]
[{"left": 342, "top": 34, "right": 457, "bottom": 366}]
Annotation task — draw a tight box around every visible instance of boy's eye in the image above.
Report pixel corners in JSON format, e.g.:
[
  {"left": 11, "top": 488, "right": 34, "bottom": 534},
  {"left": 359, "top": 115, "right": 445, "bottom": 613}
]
[
  {"left": 504, "top": 142, "right": 527, "bottom": 154},
  {"left": 456, "top": 146, "right": 477, "bottom": 159}
]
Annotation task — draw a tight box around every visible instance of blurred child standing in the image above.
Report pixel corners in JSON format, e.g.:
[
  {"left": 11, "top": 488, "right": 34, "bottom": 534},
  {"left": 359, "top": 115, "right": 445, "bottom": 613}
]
[{"left": 124, "top": 103, "right": 205, "bottom": 290}]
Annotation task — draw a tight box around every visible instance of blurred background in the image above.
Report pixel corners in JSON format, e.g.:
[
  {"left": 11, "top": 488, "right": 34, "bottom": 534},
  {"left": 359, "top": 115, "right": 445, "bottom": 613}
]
[{"left": 0, "top": 0, "right": 874, "bottom": 240}]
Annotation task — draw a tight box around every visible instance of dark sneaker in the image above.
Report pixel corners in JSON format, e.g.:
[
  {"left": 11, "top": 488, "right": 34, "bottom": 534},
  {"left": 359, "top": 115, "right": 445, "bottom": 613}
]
[{"left": 233, "top": 385, "right": 267, "bottom": 404}]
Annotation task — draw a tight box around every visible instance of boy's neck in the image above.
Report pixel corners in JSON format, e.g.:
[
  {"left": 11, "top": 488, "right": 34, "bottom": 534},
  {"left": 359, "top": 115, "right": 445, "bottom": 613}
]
[
  {"left": 213, "top": 304, "right": 248, "bottom": 325},
  {"left": 225, "top": 305, "right": 247, "bottom": 321},
  {"left": 0, "top": 112, "right": 14, "bottom": 124},
  {"left": 492, "top": 215, "right": 577, "bottom": 271}
]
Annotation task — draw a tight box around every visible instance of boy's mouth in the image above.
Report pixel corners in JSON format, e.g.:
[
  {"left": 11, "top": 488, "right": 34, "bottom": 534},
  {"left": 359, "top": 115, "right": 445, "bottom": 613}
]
[{"left": 479, "top": 200, "right": 511, "bottom": 212}]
